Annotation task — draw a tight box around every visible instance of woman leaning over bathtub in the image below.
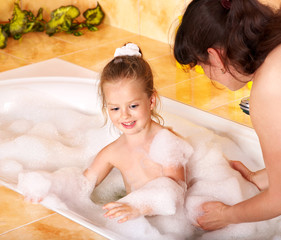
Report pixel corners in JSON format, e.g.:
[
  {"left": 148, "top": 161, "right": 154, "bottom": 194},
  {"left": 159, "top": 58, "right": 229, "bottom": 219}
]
[{"left": 174, "top": 0, "right": 281, "bottom": 231}]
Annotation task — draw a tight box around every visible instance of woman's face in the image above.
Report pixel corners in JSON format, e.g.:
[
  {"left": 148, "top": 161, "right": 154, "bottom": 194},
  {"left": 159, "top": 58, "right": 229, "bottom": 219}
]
[{"left": 199, "top": 62, "right": 252, "bottom": 91}]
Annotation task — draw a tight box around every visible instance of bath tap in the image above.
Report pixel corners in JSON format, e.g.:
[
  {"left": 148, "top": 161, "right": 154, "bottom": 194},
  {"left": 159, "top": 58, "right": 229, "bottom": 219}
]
[{"left": 239, "top": 97, "right": 249, "bottom": 115}]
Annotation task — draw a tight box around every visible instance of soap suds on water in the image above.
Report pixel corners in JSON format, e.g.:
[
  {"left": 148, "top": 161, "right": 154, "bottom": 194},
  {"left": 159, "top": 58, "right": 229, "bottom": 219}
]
[{"left": 0, "top": 88, "right": 281, "bottom": 240}]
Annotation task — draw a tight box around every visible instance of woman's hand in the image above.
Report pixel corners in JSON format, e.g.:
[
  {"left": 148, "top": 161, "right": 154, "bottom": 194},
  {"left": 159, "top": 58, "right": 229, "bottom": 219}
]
[
  {"left": 197, "top": 201, "right": 231, "bottom": 231},
  {"left": 230, "top": 161, "right": 268, "bottom": 191},
  {"left": 103, "top": 202, "right": 142, "bottom": 223}
]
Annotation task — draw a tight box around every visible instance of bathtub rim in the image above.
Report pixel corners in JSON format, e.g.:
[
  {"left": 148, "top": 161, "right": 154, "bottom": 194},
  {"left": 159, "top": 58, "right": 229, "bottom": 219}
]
[{"left": 0, "top": 76, "right": 262, "bottom": 240}]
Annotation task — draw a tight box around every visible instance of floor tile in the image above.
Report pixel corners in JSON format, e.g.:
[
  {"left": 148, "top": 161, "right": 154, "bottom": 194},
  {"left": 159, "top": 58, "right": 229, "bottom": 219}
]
[
  {"left": 149, "top": 54, "right": 197, "bottom": 89},
  {"left": 210, "top": 100, "right": 252, "bottom": 127},
  {"left": 0, "top": 53, "right": 30, "bottom": 73},
  {"left": 59, "top": 32, "right": 172, "bottom": 73},
  {"left": 53, "top": 24, "right": 135, "bottom": 49},
  {"left": 0, "top": 32, "right": 83, "bottom": 63},
  {"left": 0, "top": 186, "right": 54, "bottom": 234},
  {"left": 0, "top": 213, "right": 107, "bottom": 240},
  {"left": 59, "top": 37, "right": 137, "bottom": 72},
  {"left": 158, "top": 70, "right": 249, "bottom": 109}
]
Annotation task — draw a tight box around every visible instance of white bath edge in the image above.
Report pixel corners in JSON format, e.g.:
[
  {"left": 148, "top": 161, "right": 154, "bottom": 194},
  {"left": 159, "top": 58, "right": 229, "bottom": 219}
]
[{"left": 0, "top": 59, "right": 263, "bottom": 239}]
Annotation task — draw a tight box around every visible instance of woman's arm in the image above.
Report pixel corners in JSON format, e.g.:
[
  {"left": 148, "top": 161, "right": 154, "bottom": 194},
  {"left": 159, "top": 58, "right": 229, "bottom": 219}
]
[
  {"left": 239, "top": 45, "right": 281, "bottom": 221},
  {"left": 198, "top": 46, "right": 281, "bottom": 230},
  {"left": 230, "top": 161, "right": 268, "bottom": 191}
]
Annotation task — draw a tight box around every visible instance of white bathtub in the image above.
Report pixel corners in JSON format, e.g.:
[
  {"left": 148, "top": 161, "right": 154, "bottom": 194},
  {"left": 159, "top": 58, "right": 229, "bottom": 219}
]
[{"left": 0, "top": 59, "right": 264, "bottom": 240}]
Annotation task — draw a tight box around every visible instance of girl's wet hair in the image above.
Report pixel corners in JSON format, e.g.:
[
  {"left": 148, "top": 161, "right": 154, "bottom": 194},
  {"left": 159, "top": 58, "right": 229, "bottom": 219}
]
[
  {"left": 100, "top": 47, "right": 163, "bottom": 124},
  {"left": 174, "top": 0, "right": 280, "bottom": 75}
]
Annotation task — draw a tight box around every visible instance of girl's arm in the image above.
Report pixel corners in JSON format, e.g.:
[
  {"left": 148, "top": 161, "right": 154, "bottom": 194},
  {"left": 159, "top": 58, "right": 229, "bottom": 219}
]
[
  {"left": 83, "top": 146, "right": 114, "bottom": 187},
  {"left": 103, "top": 129, "right": 191, "bottom": 223},
  {"left": 103, "top": 202, "right": 151, "bottom": 223},
  {"left": 163, "top": 165, "right": 185, "bottom": 183},
  {"left": 103, "top": 176, "right": 185, "bottom": 223}
]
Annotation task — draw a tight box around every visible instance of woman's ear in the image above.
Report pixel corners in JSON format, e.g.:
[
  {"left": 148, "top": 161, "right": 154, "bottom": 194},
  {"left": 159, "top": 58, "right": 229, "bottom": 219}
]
[
  {"left": 150, "top": 93, "right": 156, "bottom": 110},
  {"left": 207, "top": 48, "right": 224, "bottom": 69}
]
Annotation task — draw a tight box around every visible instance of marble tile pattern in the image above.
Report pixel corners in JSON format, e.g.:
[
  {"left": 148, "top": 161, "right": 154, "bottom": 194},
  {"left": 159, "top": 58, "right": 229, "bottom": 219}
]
[
  {"left": 0, "top": 0, "right": 15, "bottom": 22},
  {"left": 0, "top": 186, "right": 107, "bottom": 240}
]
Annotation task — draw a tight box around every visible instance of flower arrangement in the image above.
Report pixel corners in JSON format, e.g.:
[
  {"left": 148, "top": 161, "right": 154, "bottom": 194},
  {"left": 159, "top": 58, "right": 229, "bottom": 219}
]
[{"left": 0, "top": 1, "right": 105, "bottom": 49}]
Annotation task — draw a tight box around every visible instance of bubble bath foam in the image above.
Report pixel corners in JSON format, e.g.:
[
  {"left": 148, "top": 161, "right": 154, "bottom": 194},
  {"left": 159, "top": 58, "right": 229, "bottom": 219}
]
[{"left": 1, "top": 59, "right": 280, "bottom": 240}]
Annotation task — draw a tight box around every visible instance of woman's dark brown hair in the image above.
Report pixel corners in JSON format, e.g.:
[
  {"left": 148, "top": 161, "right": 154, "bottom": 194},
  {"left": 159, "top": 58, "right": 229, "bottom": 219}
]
[{"left": 174, "top": 0, "right": 279, "bottom": 75}]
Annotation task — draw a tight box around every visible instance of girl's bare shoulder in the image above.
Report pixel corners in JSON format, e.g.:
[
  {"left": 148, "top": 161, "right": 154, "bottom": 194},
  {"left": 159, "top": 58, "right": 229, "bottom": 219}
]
[{"left": 96, "top": 137, "right": 123, "bottom": 159}]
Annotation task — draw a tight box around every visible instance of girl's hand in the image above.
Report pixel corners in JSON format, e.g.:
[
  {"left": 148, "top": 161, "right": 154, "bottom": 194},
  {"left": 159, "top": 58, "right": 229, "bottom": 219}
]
[
  {"left": 230, "top": 161, "right": 268, "bottom": 191},
  {"left": 24, "top": 196, "right": 43, "bottom": 204},
  {"left": 197, "top": 201, "right": 230, "bottom": 231},
  {"left": 103, "top": 202, "right": 141, "bottom": 223}
]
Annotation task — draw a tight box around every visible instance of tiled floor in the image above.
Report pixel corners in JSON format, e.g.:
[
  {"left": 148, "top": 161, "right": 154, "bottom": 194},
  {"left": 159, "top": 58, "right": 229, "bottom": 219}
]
[{"left": 0, "top": 24, "right": 251, "bottom": 239}]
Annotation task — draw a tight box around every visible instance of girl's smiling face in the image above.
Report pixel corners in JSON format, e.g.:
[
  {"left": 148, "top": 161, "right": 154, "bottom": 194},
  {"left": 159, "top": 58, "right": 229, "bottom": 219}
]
[{"left": 103, "top": 79, "right": 156, "bottom": 135}]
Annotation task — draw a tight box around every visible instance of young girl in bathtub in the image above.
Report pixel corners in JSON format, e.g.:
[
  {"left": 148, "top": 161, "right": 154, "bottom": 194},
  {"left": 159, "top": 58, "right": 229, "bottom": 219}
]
[
  {"left": 83, "top": 43, "right": 193, "bottom": 223},
  {"left": 17, "top": 43, "right": 193, "bottom": 225}
]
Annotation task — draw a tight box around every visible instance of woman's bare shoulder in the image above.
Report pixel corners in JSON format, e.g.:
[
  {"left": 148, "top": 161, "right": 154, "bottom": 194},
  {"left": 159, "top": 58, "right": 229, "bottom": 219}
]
[
  {"left": 253, "top": 44, "right": 281, "bottom": 93},
  {"left": 259, "top": 44, "right": 281, "bottom": 74},
  {"left": 250, "top": 45, "right": 281, "bottom": 132}
]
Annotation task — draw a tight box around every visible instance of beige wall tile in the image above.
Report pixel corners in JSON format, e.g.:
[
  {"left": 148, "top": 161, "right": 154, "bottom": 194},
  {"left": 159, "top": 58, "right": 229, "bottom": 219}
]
[
  {"left": 98, "top": 0, "right": 139, "bottom": 35},
  {"left": 139, "top": 0, "right": 188, "bottom": 44},
  {"left": 0, "top": 0, "right": 15, "bottom": 22}
]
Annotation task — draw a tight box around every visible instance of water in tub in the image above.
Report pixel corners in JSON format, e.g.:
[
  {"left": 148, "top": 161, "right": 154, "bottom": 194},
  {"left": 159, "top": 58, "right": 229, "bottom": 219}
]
[{"left": 0, "top": 87, "right": 280, "bottom": 240}]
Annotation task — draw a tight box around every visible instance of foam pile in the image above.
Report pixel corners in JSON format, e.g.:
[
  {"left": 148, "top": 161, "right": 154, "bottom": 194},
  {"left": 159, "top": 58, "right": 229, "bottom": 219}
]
[{"left": 1, "top": 89, "right": 281, "bottom": 239}]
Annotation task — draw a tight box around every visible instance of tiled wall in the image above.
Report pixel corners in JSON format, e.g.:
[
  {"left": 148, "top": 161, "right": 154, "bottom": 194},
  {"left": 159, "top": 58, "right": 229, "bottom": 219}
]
[
  {"left": 1, "top": 0, "right": 281, "bottom": 43},
  {"left": 99, "top": 0, "right": 188, "bottom": 44},
  {"left": 0, "top": 0, "right": 188, "bottom": 43},
  {"left": 0, "top": 0, "right": 15, "bottom": 22}
]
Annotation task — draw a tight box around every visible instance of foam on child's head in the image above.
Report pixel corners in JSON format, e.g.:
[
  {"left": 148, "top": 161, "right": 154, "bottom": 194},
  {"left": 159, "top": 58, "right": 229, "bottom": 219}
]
[{"left": 114, "top": 43, "right": 142, "bottom": 58}]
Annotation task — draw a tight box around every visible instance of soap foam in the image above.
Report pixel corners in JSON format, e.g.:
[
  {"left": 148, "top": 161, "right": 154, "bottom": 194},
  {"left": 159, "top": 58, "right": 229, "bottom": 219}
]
[{"left": 0, "top": 88, "right": 281, "bottom": 240}]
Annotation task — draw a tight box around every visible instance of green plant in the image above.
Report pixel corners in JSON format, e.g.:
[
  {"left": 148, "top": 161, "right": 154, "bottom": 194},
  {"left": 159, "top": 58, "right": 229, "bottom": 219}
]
[
  {"left": 83, "top": 2, "right": 105, "bottom": 31},
  {"left": 9, "top": 0, "right": 45, "bottom": 40},
  {"left": 0, "top": 25, "right": 8, "bottom": 48},
  {"left": 45, "top": 5, "right": 81, "bottom": 36},
  {"left": 0, "top": 1, "right": 105, "bottom": 49}
]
